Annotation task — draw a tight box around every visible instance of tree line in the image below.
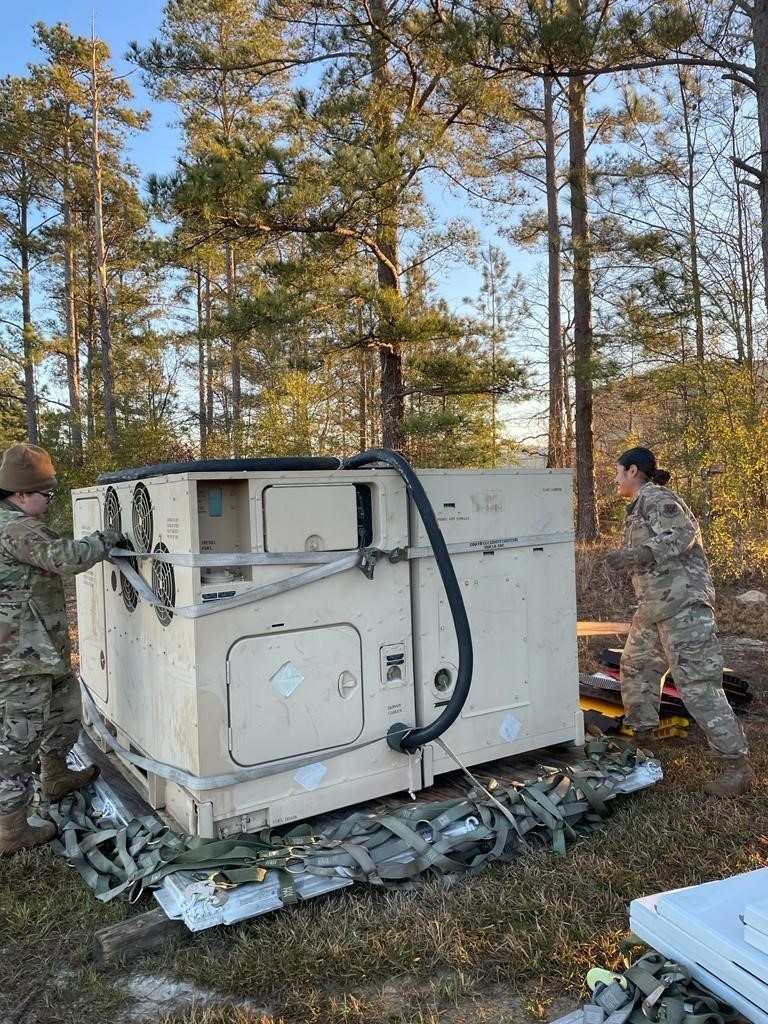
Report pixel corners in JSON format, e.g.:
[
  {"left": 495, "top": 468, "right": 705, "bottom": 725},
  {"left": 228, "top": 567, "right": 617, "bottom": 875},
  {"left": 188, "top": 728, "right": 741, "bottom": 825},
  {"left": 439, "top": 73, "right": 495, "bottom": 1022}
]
[{"left": 1, "top": 0, "right": 768, "bottom": 570}]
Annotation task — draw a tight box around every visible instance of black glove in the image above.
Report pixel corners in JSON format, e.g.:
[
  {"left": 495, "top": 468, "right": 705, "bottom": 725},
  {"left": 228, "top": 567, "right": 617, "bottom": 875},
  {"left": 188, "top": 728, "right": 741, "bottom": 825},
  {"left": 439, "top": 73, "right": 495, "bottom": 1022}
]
[
  {"left": 605, "top": 546, "right": 654, "bottom": 572},
  {"left": 97, "top": 528, "right": 126, "bottom": 550}
]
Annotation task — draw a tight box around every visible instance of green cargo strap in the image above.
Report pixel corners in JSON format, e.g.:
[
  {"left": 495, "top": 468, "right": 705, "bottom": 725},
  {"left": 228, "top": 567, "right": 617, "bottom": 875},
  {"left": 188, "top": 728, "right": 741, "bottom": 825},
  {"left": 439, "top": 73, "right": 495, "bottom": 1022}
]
[
  {"left": 588, "top": 949, "right": 739, "bottom": 1024},
  {"left": 584, "top": 736, "right": 645, "bottom": 769},
  {"left": 48, "top": 791, "right": 310, "bottom": 903},
  {"left": 47, "top": 740, "right": 651, "bottom": 904}
]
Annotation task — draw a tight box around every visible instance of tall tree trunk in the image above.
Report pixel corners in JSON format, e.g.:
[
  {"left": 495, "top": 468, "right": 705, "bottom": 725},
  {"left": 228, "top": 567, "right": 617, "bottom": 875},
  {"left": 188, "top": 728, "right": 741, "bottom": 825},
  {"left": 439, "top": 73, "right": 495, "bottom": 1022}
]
[
  {"left": 735, "top": 174, "right": 755, "bottom": 366},
  {"left": 377, "top": 276, "right": 406, "bottom": 453},
  {"left": 196, "top": 263, "right": 207, "bottom": 453},
  {"left": 85, "top": 265, "right": 96, "bottom": 439},
  {"left": 357, "top": 302, "right": 369, "bottom": 452},
  {"left": 358, "top": 354, "right": 369, "bottom": 452},
  {"left": 370, "top": 0, "right": 405, "bottom": 453},
  {"left": 60, "top": 107, "right": 83, "bottom": 459},
  {"left": 90, "top": 45, "right": 117, "bottom": 447},
  {"left": 18, "top": 179, "right": 38, "bottom": 443},
  {"left": 544, "top": 75, "right": 566, "bottom": 468},
  {"left": 563, "top": 339, "right": 574, "bottom": 458},
  {"left": 62, "top": 201, "right": 83, "bottom": 459},
  {"left": 731, "top": 93, "right": 754, "bottom": 365},
  {"left": 226, "top": 242, "right": 241, "bottom": 452},
  {"left": 750, "top": 1, "right": 768, "bottom": 318},
  {"left": 678, "top": 74, "right": 705, "bottom": 360},
  {"left": 735, "top": 178, "right": 754, "bottom": 366},
  {"left": 568, "top": 70, "right": 598, "bottom": 539},
  {"left": 205, "top": 268, "right": 214, "bottom": 440}
]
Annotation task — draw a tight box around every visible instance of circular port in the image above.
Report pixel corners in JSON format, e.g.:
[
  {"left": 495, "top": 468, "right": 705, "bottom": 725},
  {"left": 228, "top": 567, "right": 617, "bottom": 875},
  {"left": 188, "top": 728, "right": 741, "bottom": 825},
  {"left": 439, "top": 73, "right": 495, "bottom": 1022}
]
[{"left": 434, "top": 668, "right": 453, "bottom": 692}]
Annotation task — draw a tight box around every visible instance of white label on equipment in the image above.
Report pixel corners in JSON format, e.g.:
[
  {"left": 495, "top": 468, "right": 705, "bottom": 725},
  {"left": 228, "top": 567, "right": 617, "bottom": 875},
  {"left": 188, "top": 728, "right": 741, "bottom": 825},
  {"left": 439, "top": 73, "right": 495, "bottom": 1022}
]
[
  {"left": 271, "top": 662, "right": 305, "bottom": 697},
  {"left": 294, "top": 762, "right": 327, "bottom": 791},
  {"left": 498, "top": 713, "right": 522, "bottom": 742}
]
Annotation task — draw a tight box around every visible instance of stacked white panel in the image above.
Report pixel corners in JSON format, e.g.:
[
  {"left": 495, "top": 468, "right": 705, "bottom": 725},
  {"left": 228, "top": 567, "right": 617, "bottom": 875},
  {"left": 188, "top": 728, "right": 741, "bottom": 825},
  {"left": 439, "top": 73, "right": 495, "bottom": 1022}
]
[
  {"left": 630, "top": 869, "right": 768, "bottom": 1024},
  {"left": 412, "top": 470, "right": 582, "bottom": 781}
]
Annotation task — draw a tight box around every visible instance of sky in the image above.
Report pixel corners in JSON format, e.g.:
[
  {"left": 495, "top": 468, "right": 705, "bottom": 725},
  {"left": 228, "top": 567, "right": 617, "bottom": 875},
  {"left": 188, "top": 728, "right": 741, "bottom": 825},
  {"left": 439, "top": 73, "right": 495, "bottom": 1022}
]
[
  {"left": 1, "top": 1, "right": 179, "bottom": 177},
  {"left": 1, "top": 2, "right": 547, "bottom": 444},
  {"left": 0, "top": 2, "right": 523, "bottom": 293}
]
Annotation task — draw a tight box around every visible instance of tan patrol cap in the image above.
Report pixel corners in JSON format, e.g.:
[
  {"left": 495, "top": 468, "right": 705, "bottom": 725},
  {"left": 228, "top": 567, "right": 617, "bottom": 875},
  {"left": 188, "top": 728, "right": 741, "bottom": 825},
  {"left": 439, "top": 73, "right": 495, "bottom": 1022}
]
[{"left": 0, "top": 442, "right": 57, "bottom": 492}]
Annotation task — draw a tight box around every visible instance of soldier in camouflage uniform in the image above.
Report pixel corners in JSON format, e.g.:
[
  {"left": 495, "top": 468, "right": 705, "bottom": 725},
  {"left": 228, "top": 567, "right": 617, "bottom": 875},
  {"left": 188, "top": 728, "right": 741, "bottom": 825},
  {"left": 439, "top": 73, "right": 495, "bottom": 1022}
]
[
  {"left": 606, "top": 447, "right": 754, "bottom": 798},
  {"left": 0, "top": 443, "right": 123, "bottom": 854}
]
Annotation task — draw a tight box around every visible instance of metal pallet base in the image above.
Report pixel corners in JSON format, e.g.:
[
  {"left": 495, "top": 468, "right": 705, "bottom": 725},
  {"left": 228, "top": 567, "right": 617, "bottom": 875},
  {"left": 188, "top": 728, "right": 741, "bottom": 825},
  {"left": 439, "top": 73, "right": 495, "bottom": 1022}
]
[{"left": 71, "top": 739, "right": 662, "bottom": 932}]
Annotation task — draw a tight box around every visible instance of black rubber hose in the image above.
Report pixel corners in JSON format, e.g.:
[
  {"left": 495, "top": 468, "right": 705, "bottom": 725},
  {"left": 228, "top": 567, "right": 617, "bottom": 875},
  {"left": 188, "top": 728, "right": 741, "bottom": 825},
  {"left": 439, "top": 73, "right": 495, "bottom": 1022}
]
[
  {"left": 97, "top": 456, "right": 342, "bottom": 484},
  {"left": 343, "top": 448, "right": 473, "bottom": 753}
]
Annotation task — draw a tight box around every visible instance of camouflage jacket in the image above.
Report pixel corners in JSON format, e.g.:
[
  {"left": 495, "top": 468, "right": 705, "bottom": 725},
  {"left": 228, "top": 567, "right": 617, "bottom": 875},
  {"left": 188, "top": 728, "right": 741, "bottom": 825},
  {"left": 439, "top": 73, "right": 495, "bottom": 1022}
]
[
  {"left": 0, "top": 500, "right": 110, "bottom": 679},
  {"left": 623, "top": 482, "right": 715, "bottom": 624}
]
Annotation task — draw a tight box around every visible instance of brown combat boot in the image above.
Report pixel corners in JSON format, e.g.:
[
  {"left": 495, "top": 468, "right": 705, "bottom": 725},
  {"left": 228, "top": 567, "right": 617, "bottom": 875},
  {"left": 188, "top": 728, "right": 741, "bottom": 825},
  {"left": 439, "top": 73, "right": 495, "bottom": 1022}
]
[
  {"left": 704, "top": 756, "right": 756, "bottom": 798},
  {"left": 633, "top": 729, "right": 657, "bottom": 757},
  {"left": 40, "top": 755, "right": 99, "bottom": 801},
  {"left": 0, "top": 807, "right": 56, "bottom": 856}
]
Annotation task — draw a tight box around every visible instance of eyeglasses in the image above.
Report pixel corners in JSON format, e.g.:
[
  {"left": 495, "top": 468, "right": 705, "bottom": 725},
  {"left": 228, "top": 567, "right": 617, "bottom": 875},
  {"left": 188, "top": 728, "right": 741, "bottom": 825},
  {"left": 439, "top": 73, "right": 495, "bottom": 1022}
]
[{"left": 34, "top": 491, "right": 55, "bottom": 503}]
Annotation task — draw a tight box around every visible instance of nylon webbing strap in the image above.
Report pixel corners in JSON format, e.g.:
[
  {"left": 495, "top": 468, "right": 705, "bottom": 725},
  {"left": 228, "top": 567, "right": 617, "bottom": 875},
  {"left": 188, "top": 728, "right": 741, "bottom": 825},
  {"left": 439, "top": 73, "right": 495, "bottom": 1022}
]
[
  {"left": 586, "top": 949, "right": 739, "bottom": 1024},
  {"left": 46, "top": 738, "right": 647, "bottom": 908},
  {"left": 80, "top": 681, "right": 386, "bottom": 791},
  {"left": 110, "top": 550, "right": 363, "bottom": 619},
  {"left": 109, "top": 532, "right": 574, "bottom": 571},
  {"left": 106, "top": 530, "right": 573, "bottom": 620},
  {"left": 401, "top": 531, "right": 574, "bottom": 560},
  {"left": 119, "top": 550, "right": 354, "bottom": 567},
  {"left": 48, "top": 791, "right": 318, "bottom": 904}
]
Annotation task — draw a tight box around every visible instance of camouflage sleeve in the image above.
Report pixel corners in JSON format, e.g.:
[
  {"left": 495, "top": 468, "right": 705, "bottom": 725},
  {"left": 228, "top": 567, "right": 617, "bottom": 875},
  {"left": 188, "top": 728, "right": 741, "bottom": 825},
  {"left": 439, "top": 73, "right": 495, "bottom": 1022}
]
[
  {"left": 641, "top": 494, "right": 697, "bottom": 562},
  {"left": 0, "top": 516, "right": 109, "bottom": 576}
]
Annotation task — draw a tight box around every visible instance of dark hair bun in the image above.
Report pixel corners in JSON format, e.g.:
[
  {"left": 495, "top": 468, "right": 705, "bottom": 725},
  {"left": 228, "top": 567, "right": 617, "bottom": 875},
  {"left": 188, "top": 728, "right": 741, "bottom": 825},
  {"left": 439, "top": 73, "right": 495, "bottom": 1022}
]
[
  {"left": 617, "top": 446, "right": 657, "bottom": 480},
  {"left": 652, "top": 469, "right": 671, "bottom": 486}
]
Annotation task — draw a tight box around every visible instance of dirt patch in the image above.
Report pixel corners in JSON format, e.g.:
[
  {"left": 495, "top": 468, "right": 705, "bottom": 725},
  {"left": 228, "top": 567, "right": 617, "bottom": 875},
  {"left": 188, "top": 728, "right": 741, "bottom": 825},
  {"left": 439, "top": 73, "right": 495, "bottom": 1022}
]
[
  {"left": 118, "top": 973, "right": 217, "bottom": 1021},
  {"left": 117, "top": 972, "right": 273, "bottom": 1023}
]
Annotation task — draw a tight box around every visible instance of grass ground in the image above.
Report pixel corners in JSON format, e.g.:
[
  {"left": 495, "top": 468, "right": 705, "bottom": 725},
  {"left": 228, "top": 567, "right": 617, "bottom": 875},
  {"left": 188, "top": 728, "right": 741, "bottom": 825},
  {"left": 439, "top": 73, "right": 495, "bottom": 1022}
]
[{"left": 0, "top": 545, "right": 766, "bottom": 1024}]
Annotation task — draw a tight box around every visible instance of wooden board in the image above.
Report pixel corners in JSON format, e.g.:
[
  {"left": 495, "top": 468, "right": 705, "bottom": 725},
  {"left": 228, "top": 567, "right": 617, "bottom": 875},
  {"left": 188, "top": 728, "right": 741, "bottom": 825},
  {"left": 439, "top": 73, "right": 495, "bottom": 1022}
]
[
  {"left": 93, "top": 907, "right": 186, "bottom": 963},
  {"left": 577, "top": 621, "right": 631, "bottom": 636}
]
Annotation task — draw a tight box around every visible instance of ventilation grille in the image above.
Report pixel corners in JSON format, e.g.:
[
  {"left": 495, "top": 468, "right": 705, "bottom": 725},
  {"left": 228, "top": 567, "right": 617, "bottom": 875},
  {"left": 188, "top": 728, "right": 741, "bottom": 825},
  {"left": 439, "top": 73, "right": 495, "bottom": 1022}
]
[
  {"left": 132, "top": 483, "right": 153, "bottom": 551},
  {"left": 152, "top": 542, "right": 175, "bottom": 626},
  {"left": 104, "top": 487, "right": 121, "bottom": 532},
  {"left": 120, "top": 538, "right": 139, "bottom": 613}
]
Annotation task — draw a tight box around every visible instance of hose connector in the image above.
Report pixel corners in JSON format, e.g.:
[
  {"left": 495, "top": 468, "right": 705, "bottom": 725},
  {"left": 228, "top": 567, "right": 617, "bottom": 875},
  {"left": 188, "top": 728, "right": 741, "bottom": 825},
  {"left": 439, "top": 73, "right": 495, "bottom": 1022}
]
[{"left": 386, "top": 722, "right": 412, "bottom": 753}]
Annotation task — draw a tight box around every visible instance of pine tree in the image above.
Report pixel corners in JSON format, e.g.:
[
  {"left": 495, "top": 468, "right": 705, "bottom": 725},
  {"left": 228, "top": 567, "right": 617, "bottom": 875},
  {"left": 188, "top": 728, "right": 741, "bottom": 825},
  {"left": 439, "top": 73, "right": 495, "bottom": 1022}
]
[
  {"left": 0, "top": 76, "right": 48, "bottom": 442},
  {"left": 134, "top": 0, "right": 524, "bottom": 457}
]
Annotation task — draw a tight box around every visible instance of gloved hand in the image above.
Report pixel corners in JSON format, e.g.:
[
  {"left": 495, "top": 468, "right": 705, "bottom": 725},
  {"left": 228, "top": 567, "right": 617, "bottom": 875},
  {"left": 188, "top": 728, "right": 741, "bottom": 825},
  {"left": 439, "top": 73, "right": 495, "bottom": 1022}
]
[
  {"left": 605, "top": 546, "right": 654, "bottom": 572},
  {"left": 96, "top": 528, "right": 126, "bottom": 550}
]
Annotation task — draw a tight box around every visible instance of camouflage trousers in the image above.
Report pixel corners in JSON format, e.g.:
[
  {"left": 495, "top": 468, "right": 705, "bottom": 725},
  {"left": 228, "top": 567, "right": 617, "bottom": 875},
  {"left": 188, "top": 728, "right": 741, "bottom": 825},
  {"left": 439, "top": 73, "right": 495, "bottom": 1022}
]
[
  {"left": 621, "top": 602, "right": 748, "bottom": 759},
  {"left": 0, "top": 671, "right": 81, "bottom": 813}
]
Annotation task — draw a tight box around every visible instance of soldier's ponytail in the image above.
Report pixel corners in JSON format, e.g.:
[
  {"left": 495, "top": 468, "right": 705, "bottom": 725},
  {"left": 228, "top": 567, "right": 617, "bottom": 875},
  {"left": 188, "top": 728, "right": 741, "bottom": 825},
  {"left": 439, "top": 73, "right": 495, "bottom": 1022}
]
[{"left": 618, "top": 446, "right": 670, "bottom": 485}]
